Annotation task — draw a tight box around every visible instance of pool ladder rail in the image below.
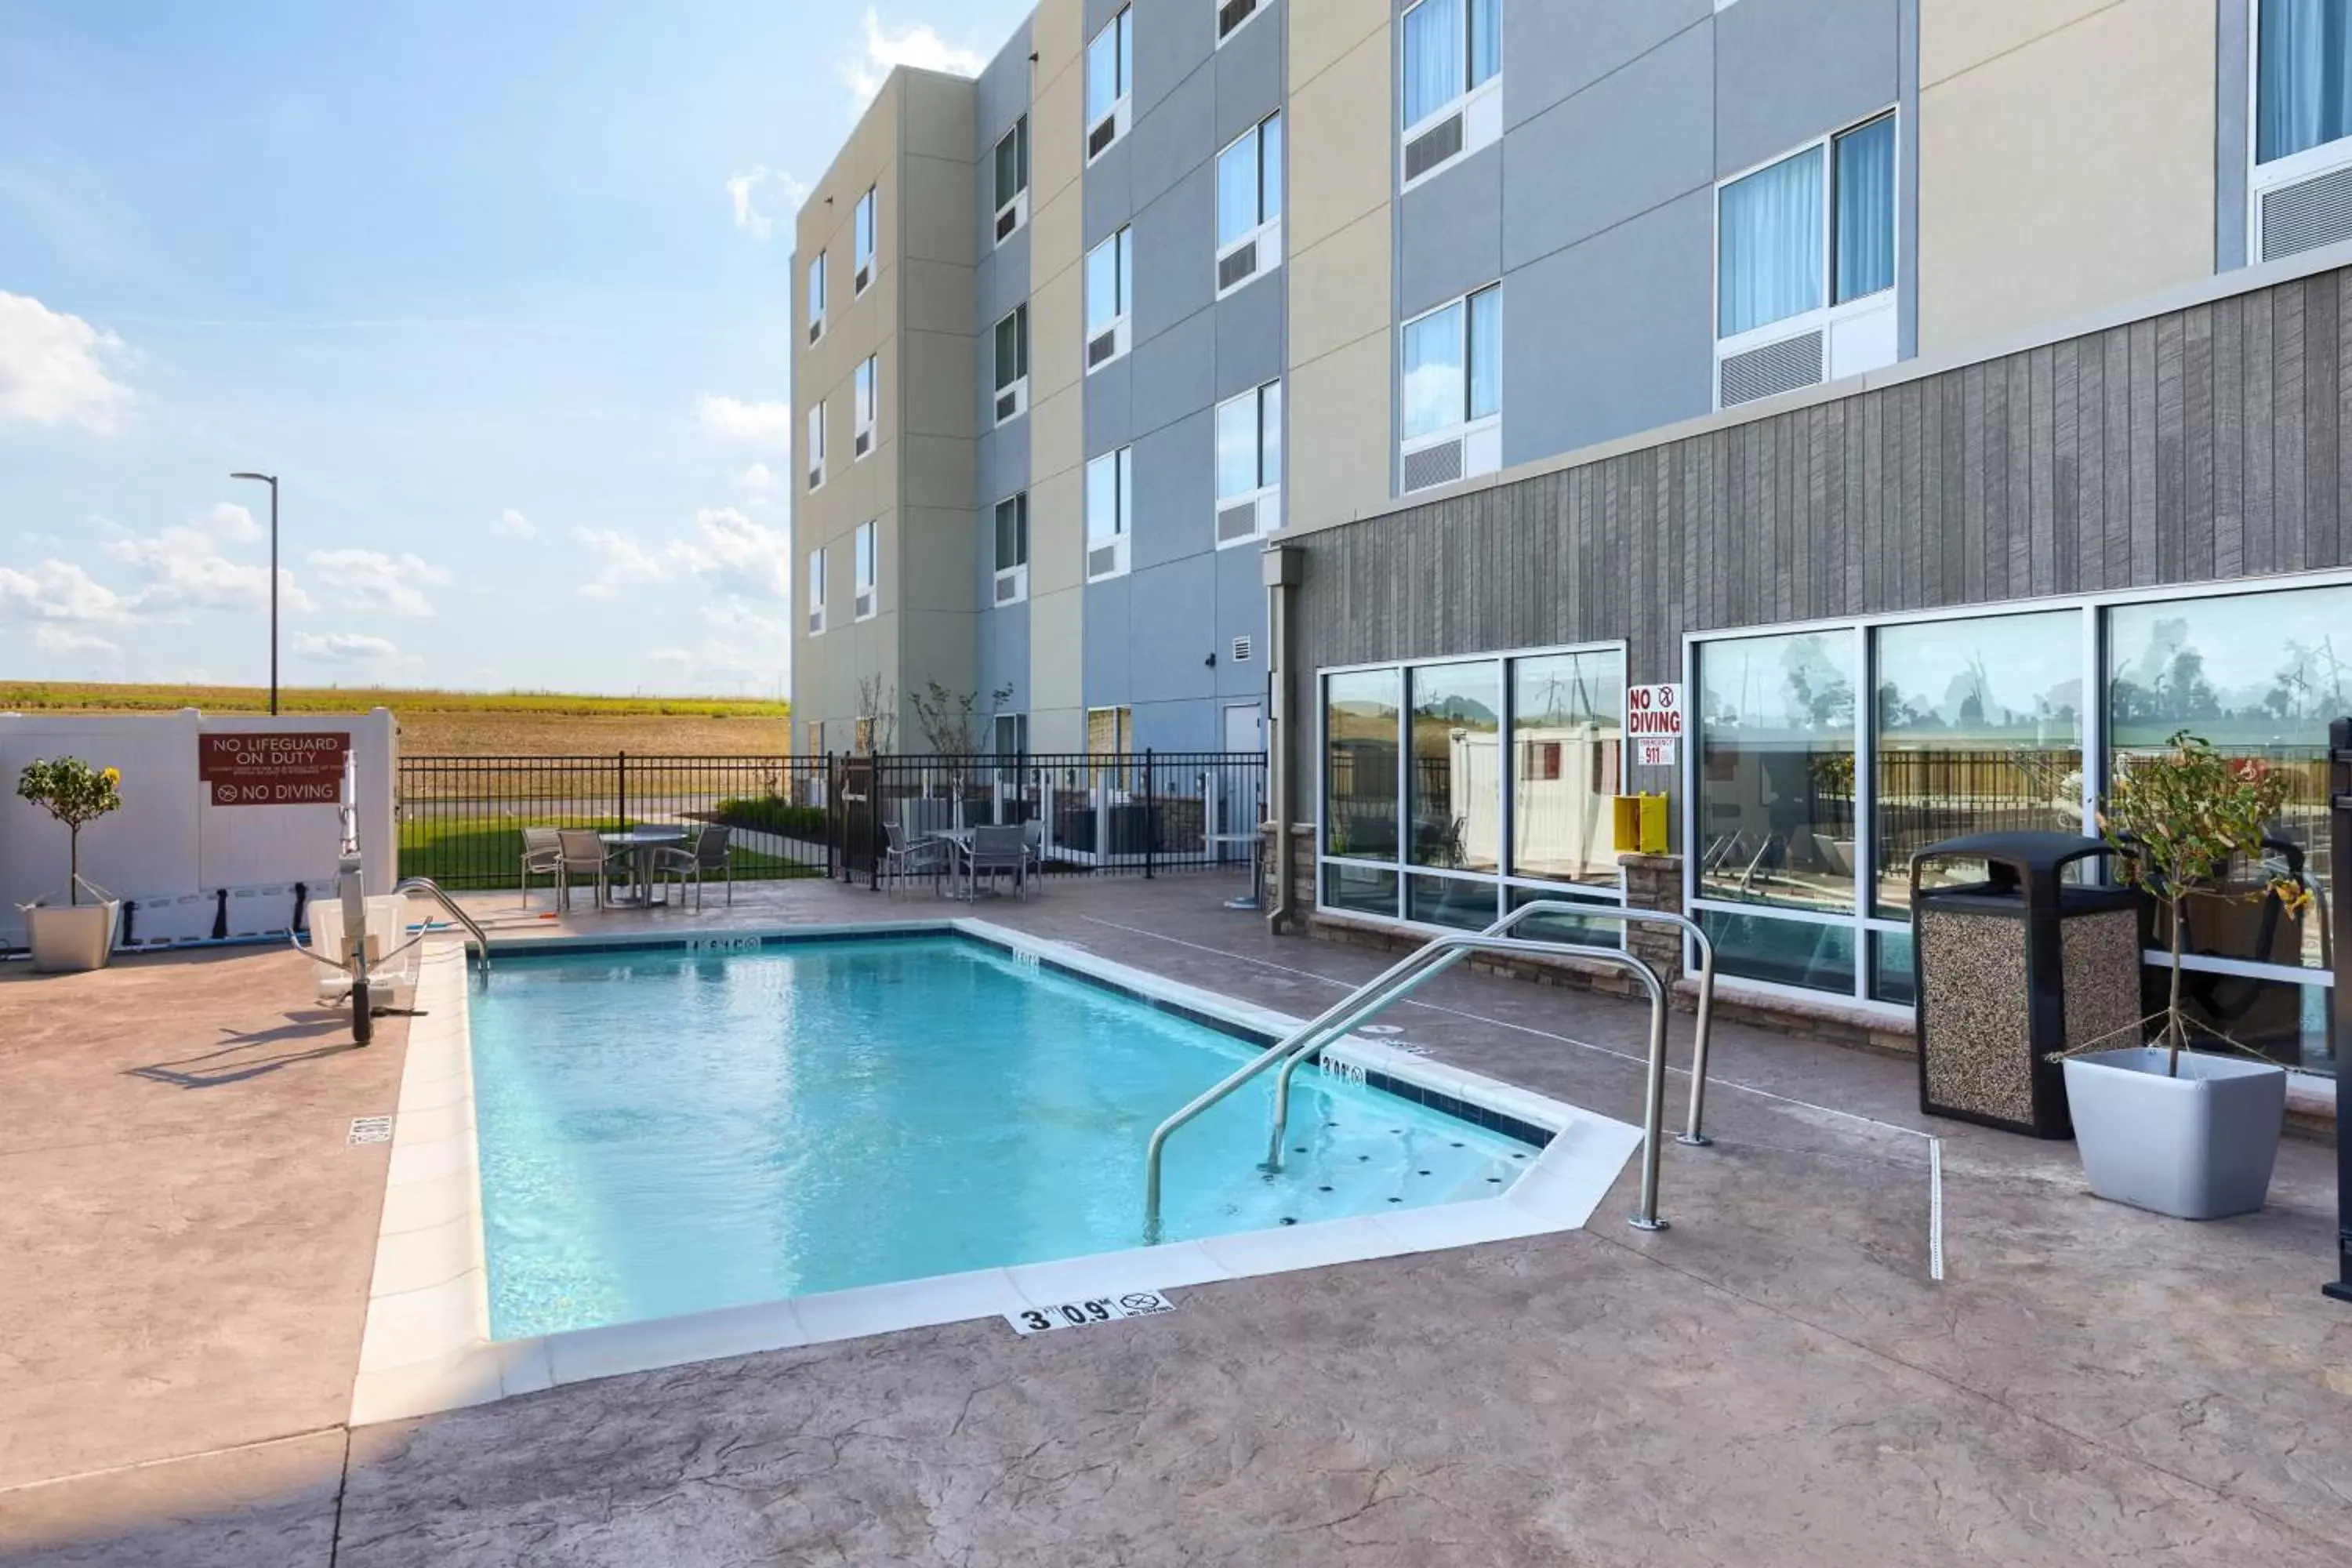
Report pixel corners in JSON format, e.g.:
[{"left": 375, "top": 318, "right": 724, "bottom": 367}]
[
  {"left": 1142, "top": 901, "right": 1717, "bottom": 1240},
  {"left": 289, "top": 876, "right": 492, "bottom": 987}
]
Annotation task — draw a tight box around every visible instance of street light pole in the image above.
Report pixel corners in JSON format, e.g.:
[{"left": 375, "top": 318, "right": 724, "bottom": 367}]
[{"left": 230, "top": 472, "right": 280, "bottom": 715}]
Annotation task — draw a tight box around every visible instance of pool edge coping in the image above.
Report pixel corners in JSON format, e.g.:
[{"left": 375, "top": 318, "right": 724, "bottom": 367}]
[{"left": 347, "top": 920, "right": 1643, "bottom": 1428}]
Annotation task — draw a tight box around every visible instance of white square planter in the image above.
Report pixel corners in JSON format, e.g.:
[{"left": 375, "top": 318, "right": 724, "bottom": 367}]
[
  {"left": 26, "top": 899, "right": 122, "bottom": 974},
  {"left": 2061, "top": 1047, "right": 2287, "bottom": 1220}
]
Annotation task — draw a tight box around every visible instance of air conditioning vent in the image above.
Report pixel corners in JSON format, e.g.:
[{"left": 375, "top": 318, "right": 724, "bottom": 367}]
[
  {"left": 1719, "top": 329, "right": 1825, "bottom": 408},
  {"left": 2262, "top": 164, "right": 2352, "bottom": 262},
  {"left": 1088, "top": 329, "right": 1120, "bottom": 368},
  {"left": 1404, "top": 112, "right": 1465, "bottom": 183},
  {"left": 807, "top": 611, "right": 824, "bottom": 635},
  {"left": 994, "top": 572, "right": 1022, "bottom": 605},
  {"left": 1216, "top": 499, "right": 1260, "bottom": 544},
  {"left": 996, "top": 206, "right": 1019, "bottom": 241},
  {"left": 1087, "top": 543, "right": 1122, "bottom": 578},
  {"left": 854, "top": 262, "right": 871, "bottom": 293},
  {"left": 808, "top": 465, "right": 824, "bottom": 492},
  {"left": 1217, "top": 240, "right": 1259, "bottom": 292},
  {"left": 1231, "top": 635, "right": 1252, "bottom": 663},
  {"left": 807, "top": 318, "right": 822, "bottom": 346},
  {"left": 855, "top": 589, "right": 875, "bottom": 619},
  {"left": 1218, "top": 0, "right": 1258, "bottom": 40},
  {"left": 996, "top": 380, "right": 1027, "bottom": 426},
  {"left": 1401, "top": 439, "right": 1465, "bottom": 494},
  {"left": 1088, "top": 114, "right": 1118, "bottom": 159},
  {"left": 854, "top": 429, "right": 872, "bottom": 458}
]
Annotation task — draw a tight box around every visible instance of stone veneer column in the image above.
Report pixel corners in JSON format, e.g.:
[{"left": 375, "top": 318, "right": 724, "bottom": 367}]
[{"left": 1620, "top": 853, "right": 1686, "bottom": 985}]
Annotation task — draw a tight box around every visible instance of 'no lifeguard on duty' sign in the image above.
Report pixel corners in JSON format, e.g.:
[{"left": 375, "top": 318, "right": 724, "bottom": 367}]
[{"left": 198, "top": 732, "right": 348, "bottom": 807}]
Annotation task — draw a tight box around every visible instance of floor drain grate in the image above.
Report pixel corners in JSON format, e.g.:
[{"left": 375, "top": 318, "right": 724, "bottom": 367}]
[{"left": 347, "top": 1116, "right": 393, "bottom": 1145}]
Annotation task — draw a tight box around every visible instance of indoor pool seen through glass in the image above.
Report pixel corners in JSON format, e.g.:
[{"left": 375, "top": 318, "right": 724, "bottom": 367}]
[{"left": 468, "top": 936, "right": 1533, "bottom": 1338}]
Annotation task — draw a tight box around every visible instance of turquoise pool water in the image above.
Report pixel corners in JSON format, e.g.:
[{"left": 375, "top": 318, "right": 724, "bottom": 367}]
[{"left": 468, "top": 936, "right": 1534, "bottom": 1339}]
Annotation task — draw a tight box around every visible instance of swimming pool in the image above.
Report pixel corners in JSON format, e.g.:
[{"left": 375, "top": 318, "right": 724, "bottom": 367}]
[{"left": 470, "top": 935, "right": 1539, "bottom": 1338}]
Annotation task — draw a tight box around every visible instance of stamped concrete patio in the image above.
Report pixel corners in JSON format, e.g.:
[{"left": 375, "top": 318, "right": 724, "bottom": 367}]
[{"left": 2, "top": 872, "right": 2347, "bottom": 1566}]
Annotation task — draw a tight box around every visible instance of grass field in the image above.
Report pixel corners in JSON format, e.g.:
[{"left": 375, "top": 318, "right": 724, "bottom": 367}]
[
  {"left": 397, "top": 818, "right": 824, "bottom": 892},
  {"left": 0, "top": 682, "right": 792, "bottom": 757}
]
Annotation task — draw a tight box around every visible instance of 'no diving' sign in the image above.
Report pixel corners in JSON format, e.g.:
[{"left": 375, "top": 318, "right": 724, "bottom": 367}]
[{"left": 1628, "top": 684, "right": 1682, "bottom": 768}]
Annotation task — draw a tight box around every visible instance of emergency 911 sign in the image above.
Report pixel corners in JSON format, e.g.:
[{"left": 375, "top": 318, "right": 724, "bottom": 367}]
[
  {"left": 198, "top": 732, "right": 348, "bottom": 806},
  {"left": 1628, "top": 684, "right": 1682, "bottom": 768}
]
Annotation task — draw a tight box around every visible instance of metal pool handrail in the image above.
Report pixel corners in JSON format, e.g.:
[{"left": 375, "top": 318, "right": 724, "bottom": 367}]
[
  {"left": 394, "top": 877, "right": 491, "bottom": 980},
  {"left": 1264, "top": 900, "right": 1719, "bottom": 1167},
  {"left": 1143, "top": 921, "right": 1700, "bottom": 1240}
]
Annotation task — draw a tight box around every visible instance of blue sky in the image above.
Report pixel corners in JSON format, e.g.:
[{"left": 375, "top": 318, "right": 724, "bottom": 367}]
[{"left": 0, "top": 0, "right": 1027, "bottom": 695}]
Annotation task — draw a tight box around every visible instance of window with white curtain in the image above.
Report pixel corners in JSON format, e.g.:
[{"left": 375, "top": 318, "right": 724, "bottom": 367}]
[
  {"left": 1400, "top": 0, "right": 1501, "bottom": 187},
  {"left": 2258, "top": 0, "right": 2352, "bottom": 165},
  {"left": 1084, "top": 228, "right": 1132, "bottom": 369},
  {"left": 1716, "top": 113, "right": 1896, "bottom": 341},
  {"left": 1216, "top": 112, "right": 1283, "bottom": 293},
  {"left": 1401, "top": 285, "right": 1501, "bottom": 441}
]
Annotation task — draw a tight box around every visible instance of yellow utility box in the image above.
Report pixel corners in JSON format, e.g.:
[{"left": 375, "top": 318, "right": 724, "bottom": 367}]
[{"left": 1612, "top": 793, "right": 1669, "bottom": 855}]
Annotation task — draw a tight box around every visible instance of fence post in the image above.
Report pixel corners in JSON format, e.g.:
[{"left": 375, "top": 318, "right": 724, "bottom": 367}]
[
  {"left": 869, "top": 753, "right": 884, "bottom": 893},
  {"left": 1144, "top": 749, "right": 1156, "bottom": 880},
  {"left": 826, "top": 752, "right": 839, "bottom": 882},
  {"left": 617, "top": 750, "right": 629, "bottom": 830}
]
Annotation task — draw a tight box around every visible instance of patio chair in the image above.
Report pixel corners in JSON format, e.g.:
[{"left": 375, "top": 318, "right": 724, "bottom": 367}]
[
  {"left": 520, "top": 826, "right": 562, "bottom": 909},
  {"left": 964, "top": 823, "right": 1029, "bottom": 900},
  {"left": 554, "top": 829, "right": 617, "bottom": 913},
  {"left": 653, "top": 824, "right": 735, "bottom": 909},
  {"left": 1022, "top": 818, "right": 1044, "bottom": 880},
  {"left": 882, "top": 822, "right": 949, "bottom": 899}
]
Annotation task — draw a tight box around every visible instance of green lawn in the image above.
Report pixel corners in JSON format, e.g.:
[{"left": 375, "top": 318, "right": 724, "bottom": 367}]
[{"left": 398, "top": 820, "right": 824, "bottom": 891}]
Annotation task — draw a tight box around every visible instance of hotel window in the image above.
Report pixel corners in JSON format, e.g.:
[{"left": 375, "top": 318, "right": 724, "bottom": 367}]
[
  {"left": 993, "top": 492, "right": 1029, "bottom": 606},
  {"left": 993, "top": 304, "right": 1029, "bottom": 426},
  {"left": 993, "top": 115, "right": 1029, "bottom": 243},
  {"left": 1214, "top": 379, "right": 1282, "bottom": 546},
  {"left": 1086, "top": 6, "right": 1133, "bottom": 162},
  {"left": 1216, "top": 0, "right": 1266, "bottom": 46},
  {"left": 1714, "top": 112, "right": 1896, "bottom": 407},
  {"left": 1399, "top": 0, "right": 1501, "bottom": 190},
  {"left": 1084, "top": 445, "right": 1132, "bottom": 582},
  {"left": 1399, "top": 283, "right": 1501, "bottom": 494},
  {"left": 852, "top": 521, "right": 878, "bottom": 620},
  {"left": 804, "top": 547, "right": 826, "bottom": 636},
  {"left": 805, "top": 252, "right": 826, "bottom": 344},
  {"left": 1215, "top": 111, "right": 1283, "bottom": 296},
  {"left": 993, "top": 712, "right": 1029, "bottom": 757},
  {"left": 2253, "top": 0, "right": 2352, "bottom": 260},
  {"left": 1085, "top": 227, "right": 1132, "bottom": 372},
  {"left": 853, "top": 187, "right": 877, "bottom": 294},
  {"left": 853, "top": 354, "right": 877, "bottom": 459},
  {"left": 806, "top": 401, "right": 826, "bottom": 491}
]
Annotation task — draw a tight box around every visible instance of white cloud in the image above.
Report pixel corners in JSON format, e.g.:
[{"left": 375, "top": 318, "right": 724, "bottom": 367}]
[
  {"left": 33, "top": 624, "right": 118, "bottom": 655},
  {"left": 724, "top": 167, "right": 808, "bottom": 241},
  {"left": 737, "top": 462, "right": 775, "bottom": 496},
  {"left": 0, "top": 291, "right": 134, "bottom": 434},
  {"left": 578, "top": 528, "right": 666, "bottom": 600},
  {"left": 669, "top": 506, "right": 787, "bottom": 599},
  {"left": 294, "top": 631, "right": 404, "bottom": 663},
  {"left": 305, "top": 548, "right": 448, "bottom": 618},
  {"left": 101, "top": 503, "right": 310, "bottom": 616},
  {"left": 495, "top": 507, "right": 536, "bottom": 539},
  {"left": 697, "top": 394, "right": 793, "bottom": 447},
  {"left": 845, "top": 8, "right": 985, "bottom": 101},
  {"left": 0, "top": 558, "right": 136, "bottom": 623},
  {"left": 647, "top": 601, "right": 789, "bottom": 686}
]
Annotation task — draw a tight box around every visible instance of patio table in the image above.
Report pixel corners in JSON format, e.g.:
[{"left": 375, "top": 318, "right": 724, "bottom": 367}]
[{"left": 600, "top": 826, "right": 688, "bottom": 907}]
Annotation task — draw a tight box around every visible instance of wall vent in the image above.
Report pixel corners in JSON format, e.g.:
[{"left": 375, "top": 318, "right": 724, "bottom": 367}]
[
  {"left": 1088, "top": 329, "right": 1120, "bottom": 368},
  {"left": 2262, "top": 164, "right": 2352, "bottom": 263},
  {"left": 807, "top": 318, "right": 822, "bottom": 346},
  {"left": 807, "top": 610, "right": 825, "bottom": 635},
  {"left": 1718, "top": 329, "right": 1824, "bottom": 408},
  {"left": 1218, "top": 239, "right": 1259, "bottom": 292},
  {"left": 1404, "top": 112, "right": 1465, "bottom": 184},
  {"left": 1401, "top": 439, "right": 1465, "bottom": 494},
  {"left": 1216, "top": 499, "right": 1260, "bottom": 544},
  {"left": 1218, "top": 0, "right": 1258, "bottom": 41},
  {"left": 1087, "top": 543, "right": 1123, "bottom": 579},
  {"left": 854, "top": 262, "right": 871, "bottom": 294},
  {"left": 1088, "top": 114, "right": 1119, "bottom": 160},
  {"left": 854, "top": 589, "right": 876, "bottom": 619},
  {"left": 854, "top": 429, "right": 872, "bottom": 458},
  {"left": 1231, "top": 635, "right": 1253, "bottom": 663},
  {"left": 808, "top": 463, "right": 824, "bottom": 492},
  {"left": 993, "top": 568, "right": 1025, "bottom": 605}
]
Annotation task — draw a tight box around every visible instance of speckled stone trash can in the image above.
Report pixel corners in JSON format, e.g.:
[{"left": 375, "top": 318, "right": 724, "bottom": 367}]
[{"left": 1910, "top": 832, "right": 2143, "bottom": 1139}]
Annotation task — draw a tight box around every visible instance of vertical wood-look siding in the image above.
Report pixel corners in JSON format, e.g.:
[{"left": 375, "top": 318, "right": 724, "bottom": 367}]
[{"left": 1292, "top": 270, "right": 2352, "bottom": 725}]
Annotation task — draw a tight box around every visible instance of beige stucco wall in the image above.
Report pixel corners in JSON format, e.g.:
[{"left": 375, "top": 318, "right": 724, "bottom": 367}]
[
  {"left": 1027, "top": 0, "right": 1087, "bottom": 753},
  {"left": 1918, "top": 0, "right": 2216, "bottom": 356},
  {"left": 1283, "top": 0, "right": 1392, "bottom": 537}
]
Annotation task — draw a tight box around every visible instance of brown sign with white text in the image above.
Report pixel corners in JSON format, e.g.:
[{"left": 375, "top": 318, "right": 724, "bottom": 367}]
[{"left": 198, "top": 732, "right": 349, "bottom": 806}]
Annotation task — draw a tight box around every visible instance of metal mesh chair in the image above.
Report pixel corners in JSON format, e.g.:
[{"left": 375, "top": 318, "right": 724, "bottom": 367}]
[
  {"left": 520, "top": 826, "right": 562, "bottom": 909},
  {"left": 555, "top": 829, "right": 615, "bottom": 913},
  {"left": 654, "top": 824, "right": 735, "bottom": 909}
]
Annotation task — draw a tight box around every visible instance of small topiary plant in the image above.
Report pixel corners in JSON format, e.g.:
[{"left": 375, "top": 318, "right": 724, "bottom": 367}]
[{"left": 15, "top": 757, "right": 122, "bottom": 906}]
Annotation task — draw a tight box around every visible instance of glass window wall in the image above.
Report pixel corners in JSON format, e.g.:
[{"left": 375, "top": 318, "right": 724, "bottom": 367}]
[
  {"left": 1409, "top": 662, "right": 1501, "bottom": 873},
  {"left": 1696, "top": 630, "right": 1857, "bottom": 913}
]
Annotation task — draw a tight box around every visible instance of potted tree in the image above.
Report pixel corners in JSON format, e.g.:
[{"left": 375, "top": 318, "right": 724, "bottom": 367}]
[
  {"left": 2061, "top": 731, "right": 2303, "bottom": 1219},
  {"left": 14, "top": 757, "right": 125, "bottom": 974}
]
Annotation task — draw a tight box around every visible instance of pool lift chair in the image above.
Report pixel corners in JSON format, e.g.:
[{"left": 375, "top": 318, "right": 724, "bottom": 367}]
[{"left": 290, "top": 753, "right": 488, "bottom": 1044}]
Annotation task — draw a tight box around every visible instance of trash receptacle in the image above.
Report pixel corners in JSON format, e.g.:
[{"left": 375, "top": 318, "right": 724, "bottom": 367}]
[{"left": 1910, "top": 831, "right": 2143, "bottom": 1138}]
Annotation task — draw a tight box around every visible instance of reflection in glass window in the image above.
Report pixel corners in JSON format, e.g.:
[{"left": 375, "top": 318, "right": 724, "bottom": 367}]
[
  {"left": 1408, "top": 663, "right": 1501, "bottom": 873},
  {"left": 1697, "top": 630, "right": 1857, "bottom": 912},
  {"left": 1326, "top": 862, "right": 1400, "bottom": 920},
  {"left": 1509, "top": 649, "right": 1624, "bottom": 885},
  {"left": 1325, "top": 670, "right": 1401, "bottom": 860},
  {"left": 1701, "top": 909, "right": 1858, "bottom": 993},
  {"left": 1875, "top": 610, "right": 2084, "bottom": 915},
  {"left": 1410, "top": 873, "right": 1497, "bottom": 931},
  {"left": 2108, "top": 584, "right": 2352, "bottom": 973}
]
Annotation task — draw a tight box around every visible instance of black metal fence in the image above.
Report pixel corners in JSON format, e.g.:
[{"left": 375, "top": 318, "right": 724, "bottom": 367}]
[{"left": 395, "top": 751, "right": 1266, "bottom": 892}]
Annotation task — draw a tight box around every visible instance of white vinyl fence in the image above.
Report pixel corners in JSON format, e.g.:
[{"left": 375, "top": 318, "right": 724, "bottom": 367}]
[{"left": 0, "top": 709, "right": 397, "bottom": 954}]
